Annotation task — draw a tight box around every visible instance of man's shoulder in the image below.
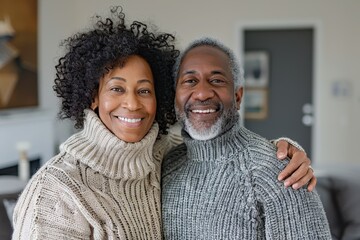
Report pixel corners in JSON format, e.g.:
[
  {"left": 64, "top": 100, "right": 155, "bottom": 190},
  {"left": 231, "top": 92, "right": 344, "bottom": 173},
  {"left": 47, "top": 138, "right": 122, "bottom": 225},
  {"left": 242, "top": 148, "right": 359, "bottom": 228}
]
[
  {"left": 161, "top": 143, "right": 187, "bottom": 177},
  {"left": 240, "top": 128, "right": 288, "bottom": 176},
  {"left": 165, "top": 143, "right": 187, "bottom": 160},
  {"left": 240, "top": 127, "right": 277, "bottom": 157}
]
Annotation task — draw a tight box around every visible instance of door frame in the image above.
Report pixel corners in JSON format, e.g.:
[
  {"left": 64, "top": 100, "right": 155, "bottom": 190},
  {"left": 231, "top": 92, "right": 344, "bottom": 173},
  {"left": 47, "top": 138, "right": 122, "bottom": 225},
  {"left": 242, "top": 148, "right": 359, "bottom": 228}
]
[{"left": 236, "top": 20, "right": 322, "bottom": 161}]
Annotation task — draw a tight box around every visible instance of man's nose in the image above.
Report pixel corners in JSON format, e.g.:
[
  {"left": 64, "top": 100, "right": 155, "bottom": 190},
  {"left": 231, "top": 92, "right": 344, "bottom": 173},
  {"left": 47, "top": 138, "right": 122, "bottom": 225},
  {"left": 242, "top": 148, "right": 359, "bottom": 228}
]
[{"left": 192, "top": 81, "right": 215, "bottom": 101}]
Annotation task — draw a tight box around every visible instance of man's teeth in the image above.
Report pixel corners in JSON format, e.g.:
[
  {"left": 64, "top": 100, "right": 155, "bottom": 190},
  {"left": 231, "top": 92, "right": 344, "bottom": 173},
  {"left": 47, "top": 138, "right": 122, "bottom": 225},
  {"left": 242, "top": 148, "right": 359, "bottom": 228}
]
[
  {"left": 118, "top": 117, "right": 142, "bottom": 123},
  {"left": 191, "top": 109, "right": 216, "bottom": 113}
]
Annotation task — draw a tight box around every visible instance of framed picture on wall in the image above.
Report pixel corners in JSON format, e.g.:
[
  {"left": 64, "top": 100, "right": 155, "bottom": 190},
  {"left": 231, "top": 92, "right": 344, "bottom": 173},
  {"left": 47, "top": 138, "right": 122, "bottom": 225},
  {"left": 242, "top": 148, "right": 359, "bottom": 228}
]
[
  {"left": 244, "top": 51, "right": 269, "bottom": 88},
  {"left": 244, "top": 88, "right": 268, "bottom": 119},
  {"left": 0, "top": 0, "right": 38, "bottom": 110}
]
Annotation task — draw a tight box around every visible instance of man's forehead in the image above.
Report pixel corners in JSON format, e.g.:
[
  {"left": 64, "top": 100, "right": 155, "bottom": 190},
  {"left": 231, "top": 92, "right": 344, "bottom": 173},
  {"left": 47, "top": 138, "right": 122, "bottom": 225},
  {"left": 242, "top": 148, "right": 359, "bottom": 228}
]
[
  {"left": 180, "top": 46, "right": 230, "bottom": 71},
  {"left": 184, "top": 45, "right": 227, "bottom": 58}
]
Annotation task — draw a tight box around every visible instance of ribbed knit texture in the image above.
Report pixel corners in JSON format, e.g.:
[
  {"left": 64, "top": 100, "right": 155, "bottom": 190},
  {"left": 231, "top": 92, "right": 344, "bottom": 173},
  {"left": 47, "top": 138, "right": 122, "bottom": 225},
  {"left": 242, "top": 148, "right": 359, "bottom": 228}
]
[
  {"left": 162, "top": 121, "right": 332, "bottom": 239},
  {"left": 12, "top": 109, "right": 181, "bottom": 240}
]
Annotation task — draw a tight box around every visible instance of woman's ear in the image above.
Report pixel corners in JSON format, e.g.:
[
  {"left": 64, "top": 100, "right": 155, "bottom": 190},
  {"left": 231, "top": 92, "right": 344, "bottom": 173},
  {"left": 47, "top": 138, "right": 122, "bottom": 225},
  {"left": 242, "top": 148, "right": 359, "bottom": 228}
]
[{"left": 90, "top": 96, "right": 99, "bottom": 110}]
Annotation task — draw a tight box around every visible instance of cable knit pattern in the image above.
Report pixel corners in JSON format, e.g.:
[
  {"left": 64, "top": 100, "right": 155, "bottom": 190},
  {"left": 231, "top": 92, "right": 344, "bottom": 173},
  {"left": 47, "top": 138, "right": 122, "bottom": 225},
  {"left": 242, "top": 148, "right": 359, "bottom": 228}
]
[
  {"left": 161, "top": 121, "right": 332, "bottom": 239},
  {"left": 12, "top": 110, "right": 181, "bottom": 240}
]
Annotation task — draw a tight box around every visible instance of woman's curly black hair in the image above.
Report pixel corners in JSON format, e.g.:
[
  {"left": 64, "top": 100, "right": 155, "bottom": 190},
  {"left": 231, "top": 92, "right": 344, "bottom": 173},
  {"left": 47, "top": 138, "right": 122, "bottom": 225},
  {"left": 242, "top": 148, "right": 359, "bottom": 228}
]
[{"left": 53, "top": 6, "right": 179, "bottom": 135}]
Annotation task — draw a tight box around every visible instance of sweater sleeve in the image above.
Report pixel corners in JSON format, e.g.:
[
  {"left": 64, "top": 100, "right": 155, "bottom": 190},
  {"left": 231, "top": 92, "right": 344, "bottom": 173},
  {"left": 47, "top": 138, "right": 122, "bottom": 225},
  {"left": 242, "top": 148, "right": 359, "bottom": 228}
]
[
  {"left": 270, "top": 137, "right": 305, "bottom": 152},
  {"left": 250, "top": 147, "right": 331, "bottom": 239},
  {"left": 12, "top": 169, "right": 91, "bottom": 240}
]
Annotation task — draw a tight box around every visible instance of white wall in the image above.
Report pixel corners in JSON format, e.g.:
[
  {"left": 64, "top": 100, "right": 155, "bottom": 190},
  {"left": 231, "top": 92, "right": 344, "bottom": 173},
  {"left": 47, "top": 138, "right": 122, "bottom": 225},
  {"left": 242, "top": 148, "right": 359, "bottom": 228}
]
[
  {"left": 0, "top": 110, "right": 56, "bottom": 167},
  {"left": 1, "top": 0, "right": 359, "bottom": 168}
]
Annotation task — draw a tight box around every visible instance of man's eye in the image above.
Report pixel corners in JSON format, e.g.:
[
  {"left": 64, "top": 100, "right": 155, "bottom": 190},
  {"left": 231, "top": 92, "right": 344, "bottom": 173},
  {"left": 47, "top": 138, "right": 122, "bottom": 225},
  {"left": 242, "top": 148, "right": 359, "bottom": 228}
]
[
  {"left": 210, "top": 79, "right": 225, "bottom": 84},
  {"left": 183, "top": 79, "right": 197, "bottom": 84}
]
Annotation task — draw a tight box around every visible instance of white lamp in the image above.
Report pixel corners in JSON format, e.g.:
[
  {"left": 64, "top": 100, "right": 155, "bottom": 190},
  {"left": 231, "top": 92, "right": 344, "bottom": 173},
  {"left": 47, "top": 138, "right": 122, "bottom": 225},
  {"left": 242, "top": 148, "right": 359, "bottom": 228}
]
[{"left": 16, "top": 141, "right": 31, "bottom": 181}]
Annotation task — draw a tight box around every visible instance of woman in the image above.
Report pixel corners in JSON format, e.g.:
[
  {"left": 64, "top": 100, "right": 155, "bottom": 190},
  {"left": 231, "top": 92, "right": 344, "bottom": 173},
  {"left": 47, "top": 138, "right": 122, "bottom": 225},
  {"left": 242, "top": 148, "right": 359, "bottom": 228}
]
[{"left": 12, "top": 7, "right": 313, "bottom": 239}]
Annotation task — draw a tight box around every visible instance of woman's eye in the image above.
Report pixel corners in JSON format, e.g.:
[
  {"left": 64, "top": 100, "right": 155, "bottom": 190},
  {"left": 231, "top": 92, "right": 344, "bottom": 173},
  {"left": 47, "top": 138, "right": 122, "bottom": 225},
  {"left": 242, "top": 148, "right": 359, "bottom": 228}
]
[
  {"left": 138, "top": 89, "right": 151, "bottom": 95},
  {"left": 110, "top": 87, "right": 124, "bottom": 92}
]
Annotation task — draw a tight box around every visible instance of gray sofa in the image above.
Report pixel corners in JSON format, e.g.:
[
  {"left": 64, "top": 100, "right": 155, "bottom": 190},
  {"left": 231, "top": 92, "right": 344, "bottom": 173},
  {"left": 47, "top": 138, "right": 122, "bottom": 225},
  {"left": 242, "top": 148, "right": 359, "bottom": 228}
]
[
  {"left": 0, "top": 176, "right": 27, "bottom": 240},
  {"left": 316, "top": 169, "right": 360, "bottom": 240},
  {"left": 0, "top": 191, "right": 20, "bottom": 239}
]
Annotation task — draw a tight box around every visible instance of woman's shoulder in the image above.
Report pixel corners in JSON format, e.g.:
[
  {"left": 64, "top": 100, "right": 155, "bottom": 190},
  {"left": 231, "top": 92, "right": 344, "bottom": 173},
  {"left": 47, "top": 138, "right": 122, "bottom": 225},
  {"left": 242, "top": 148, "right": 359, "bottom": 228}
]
[
  {"left": 23, "top": 152, "right": 83, "bottom": 196},
  {"left": 13, "top": 153, "right": 90, "bottom": 238},
  {"left": 14, "top": 154, "right": 71, "bottom": 209}
]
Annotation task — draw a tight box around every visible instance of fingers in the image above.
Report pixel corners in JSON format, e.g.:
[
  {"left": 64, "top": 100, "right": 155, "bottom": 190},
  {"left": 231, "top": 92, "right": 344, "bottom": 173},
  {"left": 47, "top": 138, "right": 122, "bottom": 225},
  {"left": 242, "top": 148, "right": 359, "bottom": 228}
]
[
  {"left": 307, "top": 173, "right": 317, "bottom": 192},
  {"left": 286, "top": 142, "right": 300, "bottom": 158},
  {"left": 276, "top": 140, "right": 289, "bottom": 160},
  {"left": 291, "top": 167, "right": 315, "bottom": 190},
  {"left": 278, "top": 151, "right": 310, "bottom": 181},
  {"left": 276, "top": 140, "right": 315, "bottom": 190},
  {"left": 282, "top": 160, "right": 310, "bottom": 187}
]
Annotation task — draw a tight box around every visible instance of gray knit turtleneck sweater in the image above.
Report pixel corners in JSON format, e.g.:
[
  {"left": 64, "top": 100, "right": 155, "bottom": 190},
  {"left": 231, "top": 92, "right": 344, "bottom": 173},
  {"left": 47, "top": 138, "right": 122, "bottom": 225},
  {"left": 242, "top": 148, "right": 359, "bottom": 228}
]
[
  {"left": 161, "top": 121, "right": 331, "bottom": 239},
  {"left": 13, "top": 110, "right": 181, "bottom": 240}
]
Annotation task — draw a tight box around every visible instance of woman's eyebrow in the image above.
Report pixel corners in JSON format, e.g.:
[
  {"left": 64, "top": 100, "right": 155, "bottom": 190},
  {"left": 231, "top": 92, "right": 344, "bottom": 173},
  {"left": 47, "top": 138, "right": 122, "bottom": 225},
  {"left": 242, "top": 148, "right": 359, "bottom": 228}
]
[
  {"left": 137, "top": 79, "right": 152, "bottom": 84},
  {"left": 109, "top": 76, "right": 126, "bottom": 82},
  {"left": 107, "top": 77, "right": 152, "bottom": 84}
]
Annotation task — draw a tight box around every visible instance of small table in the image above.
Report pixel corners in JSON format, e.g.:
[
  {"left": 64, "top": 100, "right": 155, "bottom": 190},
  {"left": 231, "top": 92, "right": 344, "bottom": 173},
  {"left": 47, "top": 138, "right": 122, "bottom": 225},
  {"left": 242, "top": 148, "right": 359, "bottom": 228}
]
[{"left": 0, "top": 175, "right": 27, "bottom": 195}]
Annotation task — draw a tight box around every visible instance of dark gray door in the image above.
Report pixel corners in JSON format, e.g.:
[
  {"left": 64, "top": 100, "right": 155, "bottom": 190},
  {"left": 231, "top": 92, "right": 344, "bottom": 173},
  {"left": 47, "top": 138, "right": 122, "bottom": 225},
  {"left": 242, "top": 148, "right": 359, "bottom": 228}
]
[{"left": 244, "top": 29, "right": 313, "bottom": 157}]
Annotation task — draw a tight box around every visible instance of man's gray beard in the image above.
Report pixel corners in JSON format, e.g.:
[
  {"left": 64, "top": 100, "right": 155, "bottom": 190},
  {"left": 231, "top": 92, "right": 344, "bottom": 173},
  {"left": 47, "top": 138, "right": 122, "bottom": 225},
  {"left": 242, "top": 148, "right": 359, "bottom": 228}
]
[{"left": 176, "top": 103, "right": 239, "bottom": 141}]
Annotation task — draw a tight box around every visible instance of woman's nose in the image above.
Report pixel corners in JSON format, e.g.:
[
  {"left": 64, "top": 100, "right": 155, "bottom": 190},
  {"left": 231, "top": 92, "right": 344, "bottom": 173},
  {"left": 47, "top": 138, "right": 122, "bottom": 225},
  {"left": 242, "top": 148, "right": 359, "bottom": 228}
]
[{"left": 123, "top": 93, "right": 141, "bottom": 111}]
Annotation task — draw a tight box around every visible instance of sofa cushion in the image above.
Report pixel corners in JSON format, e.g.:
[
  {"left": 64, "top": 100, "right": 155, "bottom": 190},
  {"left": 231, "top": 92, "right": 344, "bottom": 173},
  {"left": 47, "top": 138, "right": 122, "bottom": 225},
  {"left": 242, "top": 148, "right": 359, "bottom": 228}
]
[
  {"left": 0, "top": 191, "right": 21, "bottom": 240},
  {"left": 0, "top": 176, "right": 27, "bottom": 240},
  {"left": 317, "top": 172, "right": 360, "bottom": 240},
  {"left": 332, "top": 175, "right": 360, "bottom": 240},
  {"left": 316, "top": 176, "right": 343, "bottom": 239}
]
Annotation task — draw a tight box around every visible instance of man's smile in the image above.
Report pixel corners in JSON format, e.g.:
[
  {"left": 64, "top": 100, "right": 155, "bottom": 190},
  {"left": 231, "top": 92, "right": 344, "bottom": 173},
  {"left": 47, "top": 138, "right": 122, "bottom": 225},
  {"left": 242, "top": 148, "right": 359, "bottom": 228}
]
[{"left": 191, "top": 109, "right": 216, "bottom": 114}]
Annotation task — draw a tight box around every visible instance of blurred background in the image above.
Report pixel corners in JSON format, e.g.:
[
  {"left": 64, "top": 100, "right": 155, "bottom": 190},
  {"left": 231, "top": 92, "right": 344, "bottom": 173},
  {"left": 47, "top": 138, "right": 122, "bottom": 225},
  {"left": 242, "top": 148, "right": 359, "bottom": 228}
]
[
  {"left": 1, "top": 0, "right": 359, "bottom": 170},
  {"left": 0, "top": 0, "right": 359, "bottom": 238}
]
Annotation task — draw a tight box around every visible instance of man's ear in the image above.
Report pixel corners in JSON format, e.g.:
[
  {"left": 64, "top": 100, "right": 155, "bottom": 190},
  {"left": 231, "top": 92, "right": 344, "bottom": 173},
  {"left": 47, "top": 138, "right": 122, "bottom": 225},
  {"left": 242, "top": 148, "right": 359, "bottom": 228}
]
[{"left": 235, "top": 86, "right": 243, "bottom": 110}]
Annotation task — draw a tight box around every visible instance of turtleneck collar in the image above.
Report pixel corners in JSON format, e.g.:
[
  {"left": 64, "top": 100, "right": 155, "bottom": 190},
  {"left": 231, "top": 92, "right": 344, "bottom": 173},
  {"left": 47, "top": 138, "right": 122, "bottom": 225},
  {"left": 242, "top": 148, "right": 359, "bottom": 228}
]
[
  {"left": 60, "top": 109, "right": 159, "bottom": 180},
  {"left": 182, "top": 117, "right": 250, "bottom": 163}
]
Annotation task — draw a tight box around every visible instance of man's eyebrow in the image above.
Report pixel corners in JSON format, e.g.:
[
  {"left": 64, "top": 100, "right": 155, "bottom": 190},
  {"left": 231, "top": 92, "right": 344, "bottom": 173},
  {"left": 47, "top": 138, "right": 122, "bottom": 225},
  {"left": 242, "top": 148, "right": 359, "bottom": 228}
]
[
  {"left": 211, "top": 70, "right": 226, "bottom": 75},
  {"left": 182, "top": 70, "right": 197, "bottom": 75},
  {"left": 180, "top": 70, "right": 226, "bottom": 76}
]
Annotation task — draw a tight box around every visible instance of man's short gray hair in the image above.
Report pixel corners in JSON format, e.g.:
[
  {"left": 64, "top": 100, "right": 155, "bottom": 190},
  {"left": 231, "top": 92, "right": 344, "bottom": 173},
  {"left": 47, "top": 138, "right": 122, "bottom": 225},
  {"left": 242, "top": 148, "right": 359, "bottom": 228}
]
[{"left": 173, "top": 37, "right": 244, "bottom": 90}]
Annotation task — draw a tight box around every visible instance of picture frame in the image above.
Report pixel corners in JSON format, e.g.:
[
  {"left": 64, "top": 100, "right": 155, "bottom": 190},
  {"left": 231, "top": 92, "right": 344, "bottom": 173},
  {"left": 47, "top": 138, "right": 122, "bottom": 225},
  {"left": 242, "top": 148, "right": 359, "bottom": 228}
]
[
  {"left": 244, "top": 88, "right": 268, "bottom": 120},
  {"left": 244, "top": 51, "right": 269, "bottom": 88},
  {"left": 0, "top": 0, "right": 38, "bottom": 110}
]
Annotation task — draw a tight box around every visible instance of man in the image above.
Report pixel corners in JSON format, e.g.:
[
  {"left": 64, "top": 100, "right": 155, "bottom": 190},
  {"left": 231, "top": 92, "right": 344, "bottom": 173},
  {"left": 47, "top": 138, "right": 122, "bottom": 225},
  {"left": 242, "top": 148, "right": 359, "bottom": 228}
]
[{"left": 162, "top": 38, "right": 331, "bottom": 239}]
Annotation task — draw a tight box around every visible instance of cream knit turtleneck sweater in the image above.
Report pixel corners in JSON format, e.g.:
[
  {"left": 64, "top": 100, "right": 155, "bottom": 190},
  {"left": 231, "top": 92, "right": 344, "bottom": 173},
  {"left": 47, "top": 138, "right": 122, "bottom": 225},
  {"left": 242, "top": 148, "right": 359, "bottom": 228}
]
[{"left": 12, "top": 110, "right": 181, "bottom": 240}]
